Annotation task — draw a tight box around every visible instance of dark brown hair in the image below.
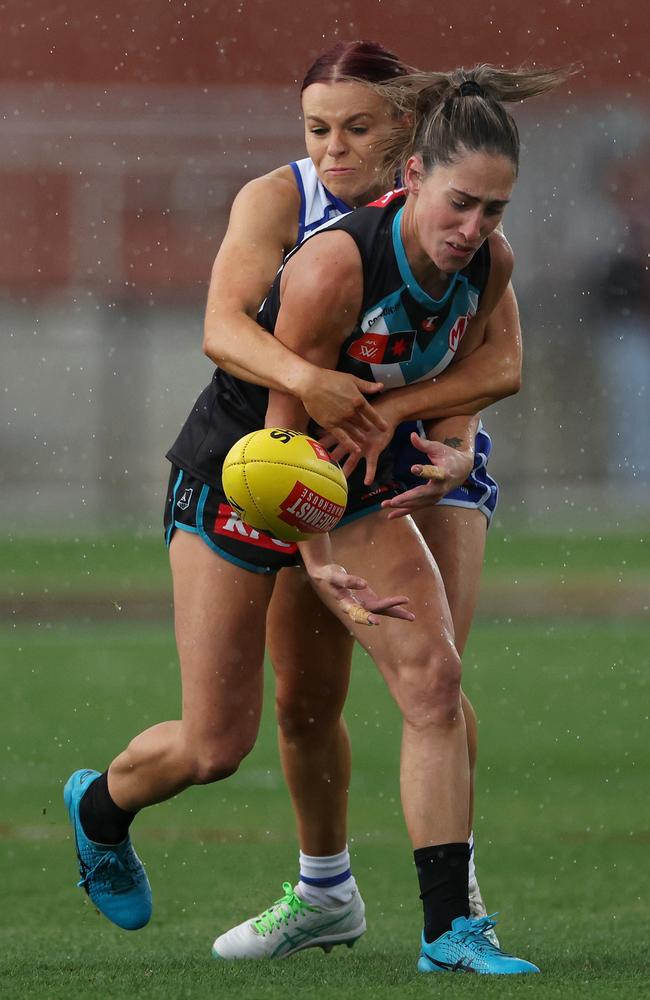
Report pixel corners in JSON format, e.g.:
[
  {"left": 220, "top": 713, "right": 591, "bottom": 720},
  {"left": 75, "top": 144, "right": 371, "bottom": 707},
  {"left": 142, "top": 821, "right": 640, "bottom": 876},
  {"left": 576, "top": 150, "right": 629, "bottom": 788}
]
[
  {"left": 300, "top": 40, "right": 412, "bottom": 94},
  {"left": 376, "top": 64, "right": 574, "bottom": 182}
]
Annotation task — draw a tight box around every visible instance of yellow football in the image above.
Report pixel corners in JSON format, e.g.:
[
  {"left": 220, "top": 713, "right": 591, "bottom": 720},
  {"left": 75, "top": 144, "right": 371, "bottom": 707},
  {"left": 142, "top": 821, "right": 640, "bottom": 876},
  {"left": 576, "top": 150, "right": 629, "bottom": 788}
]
[{"left": 222, "top": 428, "right": 348, "bottom": 542}]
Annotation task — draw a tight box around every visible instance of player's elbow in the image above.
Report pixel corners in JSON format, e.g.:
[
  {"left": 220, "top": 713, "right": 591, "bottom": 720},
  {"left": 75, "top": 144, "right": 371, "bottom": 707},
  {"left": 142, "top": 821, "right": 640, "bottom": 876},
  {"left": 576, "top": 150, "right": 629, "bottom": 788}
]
[
  {"left": 488, "top": 357, "right": 522, "bottom": 401},
  {"left": 501, "top": 365, "right": 522, "bottom": 397},
  {"left": 202, "top": 310, "right": 235, "bottom": 368},
  {"left": 202, "top": 325, "right": 222, "bottom": 364}
]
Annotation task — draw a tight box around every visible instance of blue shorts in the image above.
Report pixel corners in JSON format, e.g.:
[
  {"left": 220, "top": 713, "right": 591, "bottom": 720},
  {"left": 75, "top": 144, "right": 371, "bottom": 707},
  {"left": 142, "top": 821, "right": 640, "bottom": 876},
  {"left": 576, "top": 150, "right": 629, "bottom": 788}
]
[{"left": 391, "top": 421, "right": 499, "bottom": 523}]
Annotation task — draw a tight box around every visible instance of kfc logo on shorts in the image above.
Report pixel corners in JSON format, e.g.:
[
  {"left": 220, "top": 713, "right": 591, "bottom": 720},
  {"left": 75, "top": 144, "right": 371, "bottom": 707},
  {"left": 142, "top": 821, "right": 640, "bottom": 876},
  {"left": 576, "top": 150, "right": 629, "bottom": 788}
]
[{"left": 213, "top": 504, "right": 297, "bottom": 551}]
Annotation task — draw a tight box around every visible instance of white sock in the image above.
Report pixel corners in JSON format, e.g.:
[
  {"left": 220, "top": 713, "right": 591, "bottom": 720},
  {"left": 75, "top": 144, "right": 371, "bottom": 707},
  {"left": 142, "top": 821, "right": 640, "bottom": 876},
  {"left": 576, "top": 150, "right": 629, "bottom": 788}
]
[
  {"left": 468, "top": 830, "right": 477, "bottom": 886},
  {"left": 297, "top": 846, "right": 357, "bottom": 905}
]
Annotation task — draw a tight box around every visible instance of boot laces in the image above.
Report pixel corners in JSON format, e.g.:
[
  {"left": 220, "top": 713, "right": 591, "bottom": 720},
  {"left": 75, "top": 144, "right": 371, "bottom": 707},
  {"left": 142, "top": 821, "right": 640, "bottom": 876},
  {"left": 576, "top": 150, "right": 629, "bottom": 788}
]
[
  {"left": 253, "top": 882, "right": 317, "bottom": 936},
  {"left": 78, "top": 848, "right": 141, "bottom": 894},
  {"left": 455, "top": 914, "right": 500, "bottom": 952}
]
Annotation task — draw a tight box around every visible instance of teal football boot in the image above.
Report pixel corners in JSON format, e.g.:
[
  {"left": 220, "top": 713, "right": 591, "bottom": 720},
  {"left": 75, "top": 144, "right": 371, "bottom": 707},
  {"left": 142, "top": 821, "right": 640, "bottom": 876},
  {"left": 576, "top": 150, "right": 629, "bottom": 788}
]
[
  {"left": 64, "top": 768, "right": 152, "bottom": 930},
  {"left": 417, "top": 915, "right": 540, "bottom": 974}
]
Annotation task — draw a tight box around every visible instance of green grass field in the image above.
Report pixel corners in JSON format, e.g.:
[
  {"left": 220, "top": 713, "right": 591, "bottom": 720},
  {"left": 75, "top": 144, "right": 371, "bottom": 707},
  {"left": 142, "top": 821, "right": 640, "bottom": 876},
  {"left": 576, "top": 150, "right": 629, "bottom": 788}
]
[
  {"left": 1, "top": 534, "right": 649, "bottom": 998},
  {"left": 3, "top": 529, "right": 648, "bottom": 599}
]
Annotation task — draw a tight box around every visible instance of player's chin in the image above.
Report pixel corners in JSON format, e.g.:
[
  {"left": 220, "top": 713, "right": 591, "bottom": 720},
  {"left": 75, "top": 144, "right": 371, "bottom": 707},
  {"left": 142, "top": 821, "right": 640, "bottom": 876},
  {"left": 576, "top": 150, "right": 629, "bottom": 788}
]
[
  {"left": 333, "top": 187, "right": 360, "bottom": 206},
  {"left": 442, "top": 242, "right": 477, "bottom": 270},
  {"left": 328, "top": 177, "right": 372, "bottom": 205}
]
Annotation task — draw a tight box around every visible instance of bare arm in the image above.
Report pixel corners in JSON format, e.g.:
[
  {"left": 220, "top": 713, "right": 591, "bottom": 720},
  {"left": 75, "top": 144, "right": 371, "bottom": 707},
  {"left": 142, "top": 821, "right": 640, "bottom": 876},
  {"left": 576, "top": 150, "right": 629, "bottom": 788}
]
[
  {"left": 203, "top": 168, "right": 304, "bottom": 389},
  {"left": 423, "top": 412, "right": 480, "bottom": 468},
  {"left": 381, "top": 413, "right": 481, "bottom": 518},
  {"left": 264, "top": 230, "right": 365, "bottom": 429},
  {"left": 203, "top": 167, "right": 387, "bottom": 451}
]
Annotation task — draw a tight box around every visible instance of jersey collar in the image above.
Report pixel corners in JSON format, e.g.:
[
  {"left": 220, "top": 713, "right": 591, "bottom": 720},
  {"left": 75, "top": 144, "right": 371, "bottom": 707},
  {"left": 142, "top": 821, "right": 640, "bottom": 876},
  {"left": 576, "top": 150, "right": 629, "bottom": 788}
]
[{"left": 321, "top": 183, "right": 353, "bottom": 215}]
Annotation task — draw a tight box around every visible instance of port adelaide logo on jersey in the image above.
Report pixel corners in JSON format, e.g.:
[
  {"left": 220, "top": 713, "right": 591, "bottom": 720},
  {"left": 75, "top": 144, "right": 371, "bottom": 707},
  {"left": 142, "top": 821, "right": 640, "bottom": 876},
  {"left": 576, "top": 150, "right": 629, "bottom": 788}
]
[{"left": 347, "top": 328, "right": 416, "bottom": 365}]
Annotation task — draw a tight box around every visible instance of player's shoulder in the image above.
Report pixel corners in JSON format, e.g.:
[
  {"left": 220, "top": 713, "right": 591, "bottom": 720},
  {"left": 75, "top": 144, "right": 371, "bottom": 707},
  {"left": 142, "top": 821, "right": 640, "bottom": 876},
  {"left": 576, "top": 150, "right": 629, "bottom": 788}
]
[
  {"left": 228, "top": 165, "right": 301, "bottom": 247},
  {"left": 289, "top": 226, "right": 362, "bottom": 280},
  {"left": 240, "top": 163, "right": 298, "bottom": 195},
  {"left": 475, "top": 228, "right": 514, "bottom": 313},
  {"left": 282, "top": 227, "right": 362, "bottom": 308},
  {"left": 487, "top": 227, "right": 514, "bottom": 273},
  {"left": 232, "top": 165, "right": 301, "bottom": 219},
  {"left": 484, "top": 227, "right": 514, "bottom": 291}
]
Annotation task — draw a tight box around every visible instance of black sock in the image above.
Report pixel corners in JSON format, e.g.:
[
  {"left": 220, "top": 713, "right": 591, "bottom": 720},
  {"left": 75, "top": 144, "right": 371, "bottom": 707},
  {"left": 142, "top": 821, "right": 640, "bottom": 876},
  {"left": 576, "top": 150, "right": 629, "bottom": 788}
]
[
  {"left": 414, "top": 842, "right": 470, "bottom": 943},
  {"left": 79, "top": 771, "right": 136, "bottom": 845}
]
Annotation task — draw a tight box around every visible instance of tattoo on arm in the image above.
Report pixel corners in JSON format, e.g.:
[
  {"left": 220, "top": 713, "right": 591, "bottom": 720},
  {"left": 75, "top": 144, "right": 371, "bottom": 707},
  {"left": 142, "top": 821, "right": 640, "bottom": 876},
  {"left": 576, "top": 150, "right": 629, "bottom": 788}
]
[{"left": 443, "top": 436, "right": 464, "bottom": 449}]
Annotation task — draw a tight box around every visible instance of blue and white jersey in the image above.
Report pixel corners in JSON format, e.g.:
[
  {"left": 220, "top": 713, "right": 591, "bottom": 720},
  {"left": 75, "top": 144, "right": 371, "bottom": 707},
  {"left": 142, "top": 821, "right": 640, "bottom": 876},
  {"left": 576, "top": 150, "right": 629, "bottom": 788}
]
[{"left": 289, "top": 157, "right": 352, "bottom": 245}]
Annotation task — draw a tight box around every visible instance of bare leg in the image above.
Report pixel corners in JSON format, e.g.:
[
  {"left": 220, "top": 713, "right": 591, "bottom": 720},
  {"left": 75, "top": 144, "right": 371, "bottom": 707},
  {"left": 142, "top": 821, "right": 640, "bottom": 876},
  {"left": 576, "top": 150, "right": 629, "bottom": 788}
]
[
  {"left": 108, "top": 531, "right": 275, "bottom": 811},
  {"left": 413, "top": 505, "right": 487, "bottom": 834},
  {"left": 328, "top": 511, "right": 470, "bottom": 849},
  {"left": 414, "top": 506, "right": 487, "bottom": 656},
  {"left": 267, "top": 568, "right": 354, "bottom": 856},
  {"left": 266, "top": 504, "right": 486, "bottom": 856},
  {"left": 266, "top": 508, "right": 484, "bottom": 855},
  {"left": 212, "top": 512, "right": 472, "bottom": 958}
]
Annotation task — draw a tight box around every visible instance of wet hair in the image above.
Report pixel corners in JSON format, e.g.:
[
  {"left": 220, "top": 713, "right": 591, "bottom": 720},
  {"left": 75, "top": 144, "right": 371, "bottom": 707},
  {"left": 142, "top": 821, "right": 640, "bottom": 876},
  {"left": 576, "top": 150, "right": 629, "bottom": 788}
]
[
  {"left": 300, "top": 40, "right": 412, "bottom": 93},
  {"left": 376, "top": 64, "right": 574, "bottom": 182}
]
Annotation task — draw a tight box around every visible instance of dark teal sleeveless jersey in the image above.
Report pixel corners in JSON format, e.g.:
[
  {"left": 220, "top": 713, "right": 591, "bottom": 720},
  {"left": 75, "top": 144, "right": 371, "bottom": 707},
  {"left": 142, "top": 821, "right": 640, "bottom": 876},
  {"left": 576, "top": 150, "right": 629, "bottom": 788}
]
[
  {"left": 259, "top": 189, "right": 490, "bottom": 389},
  {"left": 167, "top": 191, "right": 490, "bottom": 500}
]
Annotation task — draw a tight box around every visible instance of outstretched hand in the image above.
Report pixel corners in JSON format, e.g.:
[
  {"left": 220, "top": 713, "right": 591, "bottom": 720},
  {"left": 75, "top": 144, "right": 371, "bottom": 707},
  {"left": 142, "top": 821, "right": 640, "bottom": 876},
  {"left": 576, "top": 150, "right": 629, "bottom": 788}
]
[
  {"left": 307, "top": 563, "right": 415, "bottom": 627},
  {"left": 381, "top": 432, "right": 474, "bottom": 519}
]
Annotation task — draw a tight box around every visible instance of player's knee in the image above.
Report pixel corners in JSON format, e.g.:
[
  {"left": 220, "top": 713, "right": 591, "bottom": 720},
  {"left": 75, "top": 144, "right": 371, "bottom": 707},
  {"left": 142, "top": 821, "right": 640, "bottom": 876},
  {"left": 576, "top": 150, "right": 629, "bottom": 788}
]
[
  {"left": 189, "top": 737, "right": 255, "bottom": 785},
  {"left": 396, "top": 651, "right": 463, "bottom": 729},
  {"left": 276, "top": 690, "right": 342, "bottom": 742}
]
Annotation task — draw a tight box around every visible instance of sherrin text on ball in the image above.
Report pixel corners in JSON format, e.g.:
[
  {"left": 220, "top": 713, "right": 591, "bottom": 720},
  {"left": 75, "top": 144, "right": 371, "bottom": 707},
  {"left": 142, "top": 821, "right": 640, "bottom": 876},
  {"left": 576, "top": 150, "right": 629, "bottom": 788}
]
[{"left": 222, "top": 428, "right": 348, "bottom": 542}]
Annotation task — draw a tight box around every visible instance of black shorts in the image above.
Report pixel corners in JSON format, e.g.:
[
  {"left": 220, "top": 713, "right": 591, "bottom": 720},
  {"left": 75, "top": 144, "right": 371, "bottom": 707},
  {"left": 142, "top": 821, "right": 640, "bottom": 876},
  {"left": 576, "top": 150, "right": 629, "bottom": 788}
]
[{"left": 163, "top": 463, "right": 402, "bottom": 574}]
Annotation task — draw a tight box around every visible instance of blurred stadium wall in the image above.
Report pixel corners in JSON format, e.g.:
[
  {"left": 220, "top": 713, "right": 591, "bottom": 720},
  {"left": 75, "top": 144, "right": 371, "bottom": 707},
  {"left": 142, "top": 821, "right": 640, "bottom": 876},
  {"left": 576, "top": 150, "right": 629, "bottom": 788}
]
[{"left": 2, "top": 1, "right": 648, "bottom": 535}]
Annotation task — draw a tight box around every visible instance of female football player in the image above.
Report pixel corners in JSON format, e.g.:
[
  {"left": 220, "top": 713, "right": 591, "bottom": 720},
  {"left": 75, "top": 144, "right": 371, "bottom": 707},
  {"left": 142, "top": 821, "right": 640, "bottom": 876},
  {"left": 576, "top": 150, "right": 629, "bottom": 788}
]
[
  {"left": 204, "top": 41, "right": 518, "bottom": 952},
  {"left": 65, "top": 58, "right": 566, "bottom": 974}
]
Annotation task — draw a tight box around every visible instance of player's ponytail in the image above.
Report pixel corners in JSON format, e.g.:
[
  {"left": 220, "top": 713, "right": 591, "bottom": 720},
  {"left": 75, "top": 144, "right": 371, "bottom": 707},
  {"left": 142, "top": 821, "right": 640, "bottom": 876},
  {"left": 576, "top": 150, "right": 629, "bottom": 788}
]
[{"left": 375, "top": 63, "right": 575, "bottom": 184}]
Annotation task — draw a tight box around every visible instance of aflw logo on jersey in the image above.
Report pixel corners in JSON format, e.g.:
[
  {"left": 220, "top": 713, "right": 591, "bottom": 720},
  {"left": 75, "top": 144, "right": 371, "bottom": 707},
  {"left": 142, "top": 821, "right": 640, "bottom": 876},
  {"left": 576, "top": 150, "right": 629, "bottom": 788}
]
[{"left": 347, "top": 329, "right": 415, "bottom": 365}]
